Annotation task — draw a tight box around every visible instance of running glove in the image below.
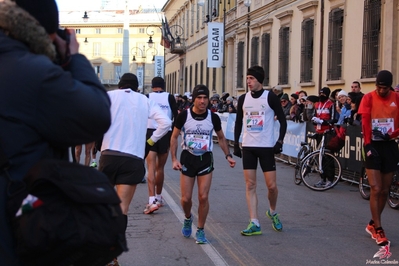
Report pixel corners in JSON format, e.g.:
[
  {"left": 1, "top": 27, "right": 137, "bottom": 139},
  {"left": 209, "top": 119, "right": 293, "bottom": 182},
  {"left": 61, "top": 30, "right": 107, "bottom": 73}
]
[
  {"left": 274, "top": 141, "right": 283, "bottom": 154},
  {"left": 372, "top": 129, "right": 390, "bottom": 141},
  {"left": 233, "top": 143, "right": 242, "bottom": 158},
  {"left": 311, "top": 117, "right": 323, "bottom": 124}
]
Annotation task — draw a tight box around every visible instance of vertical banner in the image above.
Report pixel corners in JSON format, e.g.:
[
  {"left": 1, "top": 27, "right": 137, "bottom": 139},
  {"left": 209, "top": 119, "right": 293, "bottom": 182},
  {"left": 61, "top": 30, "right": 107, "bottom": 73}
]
[
  {"left": 137, "top": 65, "right": 144, "bottom": 89},
  {"left": 207, "top": 22, "right": 224, "bottom": 68},
  {"left": 154, "top": 56, "right": 164, "bottom": 78}
]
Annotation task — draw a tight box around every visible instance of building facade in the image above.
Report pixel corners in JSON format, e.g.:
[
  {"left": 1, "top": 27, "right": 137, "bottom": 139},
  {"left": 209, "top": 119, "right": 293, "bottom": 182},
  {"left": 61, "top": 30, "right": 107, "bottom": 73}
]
[
  {"left": 162, "top": 0, "right": 399, "bottom": 97},
  {"left": 59, "top": 7, "right": 164, "bottom": 93}
]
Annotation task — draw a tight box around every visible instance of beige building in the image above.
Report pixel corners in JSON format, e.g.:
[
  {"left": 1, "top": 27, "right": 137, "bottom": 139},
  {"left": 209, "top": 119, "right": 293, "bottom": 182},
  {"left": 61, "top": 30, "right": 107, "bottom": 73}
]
[
  {"left": 59, "top": 7, "right": 164, "bottom": 93},
  {"left": 162, "top": 0, "right": 399, "bottom": 97}
]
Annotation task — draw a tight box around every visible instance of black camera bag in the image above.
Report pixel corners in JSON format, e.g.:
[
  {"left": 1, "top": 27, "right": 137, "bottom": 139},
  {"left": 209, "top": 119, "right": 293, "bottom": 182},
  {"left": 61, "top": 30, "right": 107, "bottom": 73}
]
[{"left": 11, "top": 159, "right": 128, "bottom": 266}]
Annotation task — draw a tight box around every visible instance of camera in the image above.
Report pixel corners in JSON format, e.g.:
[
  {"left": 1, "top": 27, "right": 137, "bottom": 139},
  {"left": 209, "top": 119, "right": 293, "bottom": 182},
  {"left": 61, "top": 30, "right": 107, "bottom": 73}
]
[{"left": 56, "top": 28, "right": 70, "bottom": 44}]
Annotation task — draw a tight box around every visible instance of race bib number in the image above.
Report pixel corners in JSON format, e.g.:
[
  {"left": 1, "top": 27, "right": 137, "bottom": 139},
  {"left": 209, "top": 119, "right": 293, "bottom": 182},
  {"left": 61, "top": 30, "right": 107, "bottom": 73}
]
[
  {"left": 187, "top": 134, "right": 209, "bottom": 151},
  {"left": 245, "top": 111, "right": 264, "bottom": 132}
]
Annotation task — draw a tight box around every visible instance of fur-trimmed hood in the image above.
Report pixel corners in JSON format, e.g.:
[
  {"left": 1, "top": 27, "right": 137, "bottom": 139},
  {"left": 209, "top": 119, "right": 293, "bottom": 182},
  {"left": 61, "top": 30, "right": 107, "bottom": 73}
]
[{"left": 0, "top": 0, "right": 56, "bottom": 60}]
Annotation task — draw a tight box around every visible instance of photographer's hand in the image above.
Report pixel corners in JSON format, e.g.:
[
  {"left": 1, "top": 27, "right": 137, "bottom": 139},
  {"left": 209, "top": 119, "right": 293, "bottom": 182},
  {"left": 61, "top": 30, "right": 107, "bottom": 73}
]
[{"left": 53, "top": 29, "right": 78, "bottom": 63}]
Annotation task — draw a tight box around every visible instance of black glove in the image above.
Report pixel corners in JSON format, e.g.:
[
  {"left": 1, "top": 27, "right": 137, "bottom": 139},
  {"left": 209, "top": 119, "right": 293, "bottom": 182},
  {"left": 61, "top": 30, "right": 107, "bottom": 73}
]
[
  {"left": 233, "top": 143, "right": 242, "bottom": 158},
  {"left": 364, "top": 144, "right": 379, "bottom": 158},
  {"left": 372, "top": 129, "right": 390, "bottom": 141},
  {"left": 274, "top": 141, "right": 283, "bottom": 154}
]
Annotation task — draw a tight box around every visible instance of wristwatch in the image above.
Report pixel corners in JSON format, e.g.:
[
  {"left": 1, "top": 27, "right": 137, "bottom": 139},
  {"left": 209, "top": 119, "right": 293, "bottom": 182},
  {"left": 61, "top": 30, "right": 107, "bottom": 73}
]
[
  {"left": 225, "top": 153, "right": 233, "bottom": 159},
  {"left": 277, "top": 140, "right": 284, "bottom": 144}
]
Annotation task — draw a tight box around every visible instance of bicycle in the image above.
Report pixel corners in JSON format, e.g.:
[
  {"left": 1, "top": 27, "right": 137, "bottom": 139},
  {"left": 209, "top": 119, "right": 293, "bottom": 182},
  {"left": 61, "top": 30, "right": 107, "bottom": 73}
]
[
  {"left": 298, "top": 128, "right": 342, "bottom": 191},
  {"left": 359, "top": 164, "right": 399, "bottom": 209},
  {"left": 294, "top": 133, "right": 317, "bottom": 185}
]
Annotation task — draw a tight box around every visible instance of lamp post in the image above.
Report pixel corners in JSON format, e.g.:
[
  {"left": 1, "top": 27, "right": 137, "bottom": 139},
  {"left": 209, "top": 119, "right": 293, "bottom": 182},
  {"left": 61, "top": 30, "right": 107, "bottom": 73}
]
[
  {"left": 82, "top": 11, "right": 89, "bottom": 22},
  {"left": 146, "top": 25, "right": 164, "bottom": 79},
  {"left": 244, "top": 0, "right": 251, "bottom": 92}
]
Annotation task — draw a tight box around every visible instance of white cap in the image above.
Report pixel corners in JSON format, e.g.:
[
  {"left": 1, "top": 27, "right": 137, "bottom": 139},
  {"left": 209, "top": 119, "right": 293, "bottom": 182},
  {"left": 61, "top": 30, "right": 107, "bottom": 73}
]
[
  {"left": 337, "top": 90, "right": 348, "bottom": 97},
  {"left": 273, "top": 85, "right": 283, "bottom": 92}
]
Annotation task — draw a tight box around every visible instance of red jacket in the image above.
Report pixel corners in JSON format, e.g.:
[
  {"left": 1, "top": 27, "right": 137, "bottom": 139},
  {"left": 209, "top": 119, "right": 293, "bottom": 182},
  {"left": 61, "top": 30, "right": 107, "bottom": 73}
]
[{"left": 314, "top": 99, "right": 334, "bottom": 133}]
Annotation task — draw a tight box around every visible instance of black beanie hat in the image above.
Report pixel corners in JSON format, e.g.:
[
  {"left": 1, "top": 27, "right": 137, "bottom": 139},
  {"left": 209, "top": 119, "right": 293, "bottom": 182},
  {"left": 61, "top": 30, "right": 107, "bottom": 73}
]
[
  {"left": 151, "top": 77, "right": 165, "bottom": 90},
  {"left": 247, "top": 66, "right": 265, "bottom": 84},
  {"left": 376, "top": 70, "right": 393, "bottom": 87},
  {"left": 307, "top": 95, "right": 319, "bottom": 103},
  {"left": 290, "top": 93, "right": 299, "bottom": 100},
  {"left": 118, "top": 73, "right": 138, "bottom": 91},
  {"left": 16, "top": 0, "right": 59, "bottom": 34},
  {"left": 319, "top": 87, "right": 331, "bottom": 98},
  {"left": 192, "top": 85, "right": 210, "bottom": 101}
]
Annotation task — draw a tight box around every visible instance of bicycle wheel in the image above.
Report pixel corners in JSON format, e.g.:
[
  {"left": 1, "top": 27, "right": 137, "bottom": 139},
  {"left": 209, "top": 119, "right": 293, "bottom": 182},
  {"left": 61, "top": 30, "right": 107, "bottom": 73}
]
[
  {"left": 359, "top": 169, "right": 370, "bottom": 200},
  {"left": 300, "top": 151, "right": 341, "bottom": 191},
  {"left": 294, "top": 146, "right": 308, "bottom": 185},
  {"left": 388, "top": 172, "right": 399, "bottom": 209}
]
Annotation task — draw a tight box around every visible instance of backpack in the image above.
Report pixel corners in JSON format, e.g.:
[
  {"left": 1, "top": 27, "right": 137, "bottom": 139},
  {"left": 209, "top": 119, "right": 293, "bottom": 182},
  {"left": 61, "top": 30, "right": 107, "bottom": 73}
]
[{"left": 10, "top": 159, "right": 128, "bottom": 266}]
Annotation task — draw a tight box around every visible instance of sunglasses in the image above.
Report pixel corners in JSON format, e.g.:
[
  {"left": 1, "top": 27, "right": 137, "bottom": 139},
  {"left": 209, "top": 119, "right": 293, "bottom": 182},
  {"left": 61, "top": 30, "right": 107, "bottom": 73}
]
[{"left": 281, "top": 100, "right": 287, "bottom": 103}]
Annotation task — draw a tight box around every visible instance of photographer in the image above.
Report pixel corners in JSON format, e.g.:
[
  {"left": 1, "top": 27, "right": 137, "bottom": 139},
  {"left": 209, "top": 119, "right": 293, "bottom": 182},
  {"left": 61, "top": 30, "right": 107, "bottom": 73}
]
[{"left": 0, "top": 0, "right": 111, "bottom": 264}]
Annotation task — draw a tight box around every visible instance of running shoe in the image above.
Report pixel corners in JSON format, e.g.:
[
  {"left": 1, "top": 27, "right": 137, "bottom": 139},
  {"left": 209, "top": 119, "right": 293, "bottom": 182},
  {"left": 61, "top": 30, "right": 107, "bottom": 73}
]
[
  {"left": 195, "top": 229, "right": 208, "bottom": 244},
  {"left": 266, "top": 210, "right": 283, "bottom": 231},
  {"left": 156, "top": 197, "right": 165, "bottom": 207},
  {"left": 182, "top": 215, "right": 193, "bottom": 238},
  {"left": 324, "top": 181, "right": 333, "bottom": 188},
  {"left": 89, "top": 162, "right": 97, "bottom": 168},
  {"left": 106, "top": 258, "right": 119, "bottom": 266},
  {"left": 143, "top": 202, "right": 159, "bottom": 214},
  {"left": 365, "top": 223, "right": 376, "bottom": 240},
  {"left": 240, "top": 221, "right": 262, "bottom": 236},
  {"left": 375, "top": 229, "right": 389, "bottom": 246},
  {"left": 314, "top": 180, "right": 326, "bottom": 188}
]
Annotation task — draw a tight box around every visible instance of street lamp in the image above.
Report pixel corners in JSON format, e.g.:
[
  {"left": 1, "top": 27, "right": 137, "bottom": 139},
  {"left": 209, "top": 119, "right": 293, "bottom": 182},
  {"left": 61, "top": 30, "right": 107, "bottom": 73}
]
[
  {"left": 82, "top": 11, "right": 89, "bottom": 22},
  {"left": 131, "top": 47, "right": 143, "bottom": 62},
  {"left": 169, "top": 24, "right": 185, "bottom": 54}
]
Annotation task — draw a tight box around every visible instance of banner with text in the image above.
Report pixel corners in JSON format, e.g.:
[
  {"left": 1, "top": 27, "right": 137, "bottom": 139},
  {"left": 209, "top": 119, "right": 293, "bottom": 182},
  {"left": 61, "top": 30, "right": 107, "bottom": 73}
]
[
  {"left": 136, "top": 66, "right": 144, "bottom": 89},
  {"left": 154, "top": 56, "right": 164, "bottom": 78},
  {"left": 207, "top": 22, "right": 224, "bottom": 68}
]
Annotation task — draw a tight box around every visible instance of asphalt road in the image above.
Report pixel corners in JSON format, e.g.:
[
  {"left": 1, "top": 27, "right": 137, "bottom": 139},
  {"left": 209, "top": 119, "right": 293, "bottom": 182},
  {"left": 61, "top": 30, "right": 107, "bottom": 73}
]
[{"left": 86, "top": 144, "right": 399, "bottom": 266}]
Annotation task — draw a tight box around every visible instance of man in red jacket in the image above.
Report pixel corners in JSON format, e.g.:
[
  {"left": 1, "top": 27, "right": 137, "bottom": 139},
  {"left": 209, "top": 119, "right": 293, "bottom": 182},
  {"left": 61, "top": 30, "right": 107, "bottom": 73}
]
[
  {"left": 359, "top": 70, "right": 399, "bottom": 246},
  {"left": 310, "top": 87, "right": 336, "bottom": 188}
]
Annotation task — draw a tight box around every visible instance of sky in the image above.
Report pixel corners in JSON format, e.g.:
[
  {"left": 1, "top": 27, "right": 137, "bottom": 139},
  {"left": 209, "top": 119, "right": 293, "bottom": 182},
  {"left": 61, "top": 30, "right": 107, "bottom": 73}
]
[{"left": 56, "top": 0, "right": 167, "bottom": 11}]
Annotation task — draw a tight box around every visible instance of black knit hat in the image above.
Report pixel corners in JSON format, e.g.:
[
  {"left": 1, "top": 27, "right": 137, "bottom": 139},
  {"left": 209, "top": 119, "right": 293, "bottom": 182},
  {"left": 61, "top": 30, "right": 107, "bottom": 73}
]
[
  {"left": 376, "top": 70, "right": 393, "bottom": 87},
  {"left": 118, "top": 73, "right": 138, "bottom": 91},
  {"left": 151, "top": 77, "right": 165, "bottom": 90},
  {"left": 192, "top": 85, "right": 210, "bottom": 101},
  {"left": 307, "top": 95, "right": 319, "bottom": 103},
  {"left": 16, "top": 0, "right": 59, "bottom": 34},
  {"left": 247, "top": 66, "right": 265, "bottom": 84},
  {"left": 319, "top": 87, "right": 331, "bottom": 97}
]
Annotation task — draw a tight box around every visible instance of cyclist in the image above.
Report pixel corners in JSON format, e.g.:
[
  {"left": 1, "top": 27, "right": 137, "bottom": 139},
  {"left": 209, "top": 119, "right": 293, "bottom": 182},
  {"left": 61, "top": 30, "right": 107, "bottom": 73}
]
[
  {"left": 310, "top": 87, "right": 336, "bottom": 188},
  {"left": 358, "top": 70, "right": 399, "bottom": 246}
]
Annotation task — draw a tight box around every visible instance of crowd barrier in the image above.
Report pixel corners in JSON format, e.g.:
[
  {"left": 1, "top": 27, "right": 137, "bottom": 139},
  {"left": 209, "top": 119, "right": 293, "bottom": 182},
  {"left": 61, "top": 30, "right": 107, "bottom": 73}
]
[{"left": 215, "top": 113, "right": 364, "bottom": 180}]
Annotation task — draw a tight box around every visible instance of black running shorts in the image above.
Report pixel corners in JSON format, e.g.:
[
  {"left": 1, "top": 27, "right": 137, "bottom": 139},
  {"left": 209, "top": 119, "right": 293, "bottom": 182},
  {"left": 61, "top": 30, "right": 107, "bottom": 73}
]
[
  {"left": 180, "top": 150, "right": 214, "bottom": 177},
  {"left": 242, "top": 147, "right": 276, "bottom": 172},
  {"left": 99, "top": 155, "right": 145, "bottom": 185},
  {"left": 146, "top": 129, "right": 172, "bottom": 154}
]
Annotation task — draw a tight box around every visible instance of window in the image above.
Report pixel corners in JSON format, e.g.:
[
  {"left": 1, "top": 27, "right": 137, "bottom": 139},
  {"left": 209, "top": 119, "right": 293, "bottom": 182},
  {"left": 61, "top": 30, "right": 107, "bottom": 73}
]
[
  {"left": 196, "top": 2, "right": 200, "bottom": 31},
  {"left": 327, "top": 8, "right": 343, "bottom": 81},
  {"left": 361, "top": 0, "right": 381, "bottom": 78},
  {"left": 115, "top": 43, "right": 123, "bottom": 57},
  {"left": 117, "top": 28, "right": 123, "bottom": 34},
  {"left": 236, "top": 42, "right": 244, "bottom": 88},
  {"left": 278, "top": 27, "right": 290, "bottom": 85},
  {"left": 195, "top": 62, "right": 198, "bottom": 85},
  {"left": 94, "top": 65, "right": 102, "bottom": 79},
  {"left": 212, "top": 68, "right": 216, "bottom": 92},
  {"left": 189, "top": 65, "right": 193, "bottom": 90},
  {"left": 191, "top": 3, "right": 194, "bottom": 35},
  {"left": 114, "top": 65, "right": 121, "bottom": 80},
  {"left": 139, "top": 28, "right": 145, "bottom": 33},
  {"left": 75, "top": 29, "right": 81, "bottom": 34},
  {"left": 206, "top": 60, "right": 209, "bottom": 87},
  {"left": 250, "top": 36, "right": 259, "bottom": 67},
  {"left": 301, "top": 19, "right": 314, "bottom": 83},
  {"left": 185, "top": 66, "right": 188, "bottom": 92},
  {"left": 200, "top": 60, "right": 204, "bottom": 84},
  {"left": 93, "top": 42, "right": 101, "bottom": 57},
  {"left": 95, "top": 28, "right": 101, "bottom": 34},
  {"left": 261, "top": 33, "right": 271, "bottom": 86}
]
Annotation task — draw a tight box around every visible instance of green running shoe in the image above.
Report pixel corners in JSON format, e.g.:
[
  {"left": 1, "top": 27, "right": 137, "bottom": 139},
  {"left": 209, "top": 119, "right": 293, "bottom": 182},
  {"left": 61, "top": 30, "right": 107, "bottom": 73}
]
[
  {"left": 195, "top": 229, "right": 208, "bottom": 244},
  {"left": 240, "top": 221, "right": 262, "bottom": 236},
  {"left": 266, "top": 210, "right": 283, "bottom": 231}
]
